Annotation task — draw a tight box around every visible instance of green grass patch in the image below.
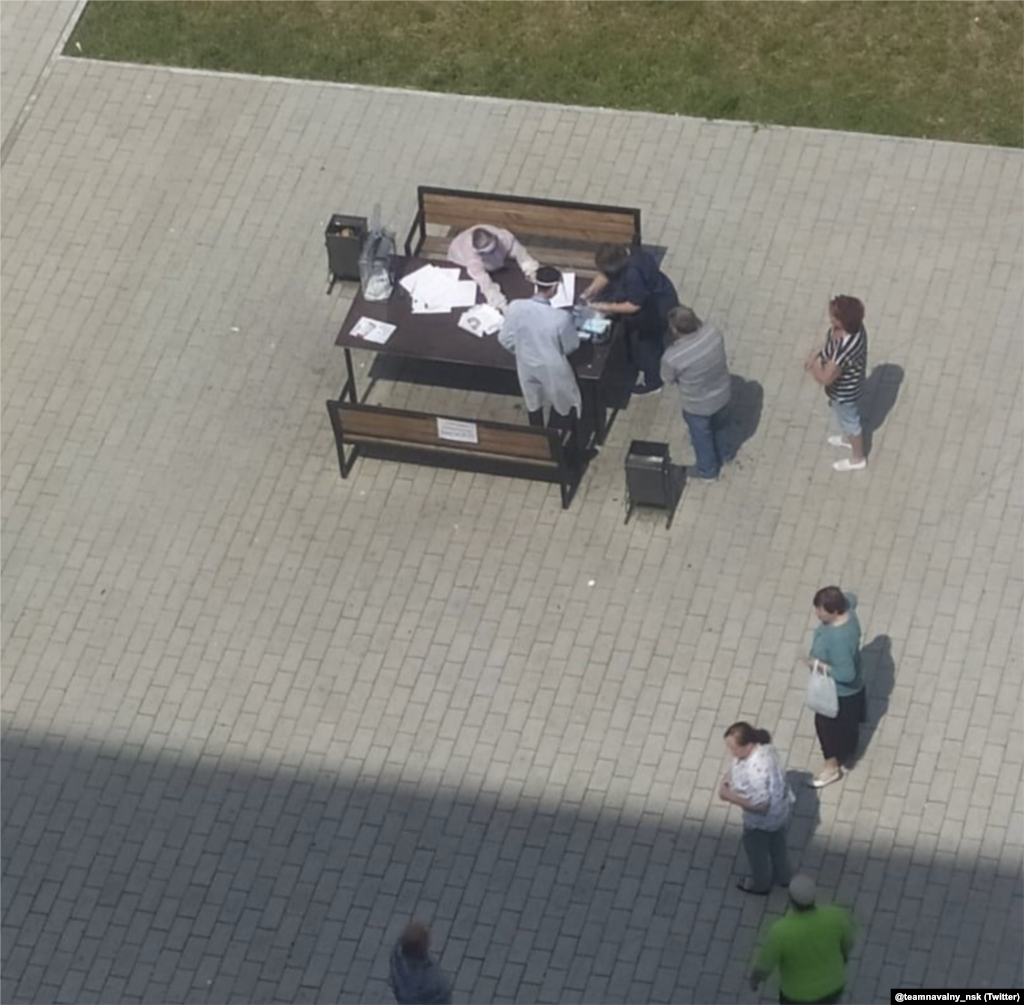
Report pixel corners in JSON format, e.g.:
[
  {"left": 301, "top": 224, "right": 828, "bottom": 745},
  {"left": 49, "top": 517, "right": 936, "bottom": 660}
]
[{"left": 68, "top": 0, "right": 1023, "bottom": 146}]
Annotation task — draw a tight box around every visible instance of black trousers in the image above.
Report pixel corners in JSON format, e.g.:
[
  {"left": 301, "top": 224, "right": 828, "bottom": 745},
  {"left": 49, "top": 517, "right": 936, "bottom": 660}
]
[{"left": 815, "top": 690, "right": 866, "bottom": 764}]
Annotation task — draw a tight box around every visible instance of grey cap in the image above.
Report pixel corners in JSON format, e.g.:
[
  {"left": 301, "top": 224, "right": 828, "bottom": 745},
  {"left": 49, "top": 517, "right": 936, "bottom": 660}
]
[{"left": 788, "top": 874, "right": 816, "bottom": 907}]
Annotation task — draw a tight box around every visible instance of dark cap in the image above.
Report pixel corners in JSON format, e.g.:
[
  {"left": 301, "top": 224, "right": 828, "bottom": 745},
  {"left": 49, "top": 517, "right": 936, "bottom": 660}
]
[{"left": 535, "top": 266, "right": 562, "bottom": 288}]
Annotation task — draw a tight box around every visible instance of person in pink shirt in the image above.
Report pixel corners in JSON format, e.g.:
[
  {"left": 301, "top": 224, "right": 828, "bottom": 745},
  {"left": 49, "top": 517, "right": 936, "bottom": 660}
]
[{"left": 447, "top": 225, "right": 539, "bottom": 310}]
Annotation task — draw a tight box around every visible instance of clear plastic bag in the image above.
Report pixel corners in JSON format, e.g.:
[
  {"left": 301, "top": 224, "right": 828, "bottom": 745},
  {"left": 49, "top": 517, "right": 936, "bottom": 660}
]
[{"left": 359, "top": 204, "right": 395, "bottom": 302}]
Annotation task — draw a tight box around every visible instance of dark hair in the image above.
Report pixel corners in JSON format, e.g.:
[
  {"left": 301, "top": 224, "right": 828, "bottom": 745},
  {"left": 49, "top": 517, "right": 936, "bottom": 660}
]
[
  {"left": 472, "top": 227, "right": 498, "bottom": 252},
  {"left": 595, "top": 244, "right": 629, "bottom": 277},
  {"left": 829, "top": 295, "right": 864, "bottom": 334},
  {"left": 400, "top": 922, "right": 430, "bottom": 960},
  {"left": 667, "top": 305, "right": 702, "bottom": 339},
  {"left": 724, "top": 721, "right": 771, "bottom": 746},
  {"left": 535, "top": 265, "right": 562, "bottom": 288},
  {"left": 813, "top": 586, "right": 848, "bottom": 615}
]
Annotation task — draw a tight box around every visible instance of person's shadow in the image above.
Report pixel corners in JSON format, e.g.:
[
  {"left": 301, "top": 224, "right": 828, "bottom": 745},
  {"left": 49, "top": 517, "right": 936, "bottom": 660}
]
[
  {"left": 727, "top": 374, "right": 764, "bottom": 457},
  {"left": 860, "top": 363, "right": 904, "bottom": 456},
  {"left": 851, "top": 634, "right": 896, "bottom": 766},
  {"left": 787, "top": 769, "right": 821, "bottom": 868}
]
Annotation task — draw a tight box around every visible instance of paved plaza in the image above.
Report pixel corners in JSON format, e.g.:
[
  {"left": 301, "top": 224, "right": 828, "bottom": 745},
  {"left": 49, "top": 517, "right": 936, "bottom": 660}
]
[{"left": 2, "top": 3, "right": 1022, "bottom": 1003}]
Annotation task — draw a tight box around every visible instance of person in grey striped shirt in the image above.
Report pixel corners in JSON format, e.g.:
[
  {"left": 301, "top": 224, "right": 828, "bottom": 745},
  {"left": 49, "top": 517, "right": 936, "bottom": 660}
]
[{"left": 660, "top": 306, "right": 735, "bottom": 481}]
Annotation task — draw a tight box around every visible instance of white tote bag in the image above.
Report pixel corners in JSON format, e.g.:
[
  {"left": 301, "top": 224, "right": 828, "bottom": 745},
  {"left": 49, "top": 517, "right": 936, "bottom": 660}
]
[{"left": 806, "top": 660, "right": 839, "bottom": 718}]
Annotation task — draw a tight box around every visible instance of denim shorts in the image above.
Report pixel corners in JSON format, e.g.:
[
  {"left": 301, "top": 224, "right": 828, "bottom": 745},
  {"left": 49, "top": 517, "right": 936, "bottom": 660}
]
[{"left": 829, "top": 398, "right": 862, "bottom": 436}]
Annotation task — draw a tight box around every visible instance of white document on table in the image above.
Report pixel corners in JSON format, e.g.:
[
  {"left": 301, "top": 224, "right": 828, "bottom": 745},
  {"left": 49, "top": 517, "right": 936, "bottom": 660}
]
[
  {"left": 401, "top": 264, "right": 468, "bottom": 311},
  {"left": 457, "top": 303, "right": 504, "bottom": 337},
  {"left": 449, "top": 280, "right": 480, "bottom": 308},
  {"left": 350, "top": 316, "right": 396, "bottom": 344},
  {"left": 550, "top": 272, "right": 576, "bottom": 310}
]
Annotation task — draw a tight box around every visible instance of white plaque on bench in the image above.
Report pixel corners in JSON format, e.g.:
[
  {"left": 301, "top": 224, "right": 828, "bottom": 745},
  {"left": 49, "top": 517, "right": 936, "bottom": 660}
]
[{"left": 436, "top": 418, "right": 479, "bottom": 445}]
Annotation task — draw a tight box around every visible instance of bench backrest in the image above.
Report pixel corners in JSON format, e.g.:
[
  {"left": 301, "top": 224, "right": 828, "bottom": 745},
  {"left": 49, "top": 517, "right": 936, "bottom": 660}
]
[
  {"left": 333, "top": 401, "right": 564, "bottom": 462},
  {"left": 414, "top": 186, "right": 641, "bottom": 248}
]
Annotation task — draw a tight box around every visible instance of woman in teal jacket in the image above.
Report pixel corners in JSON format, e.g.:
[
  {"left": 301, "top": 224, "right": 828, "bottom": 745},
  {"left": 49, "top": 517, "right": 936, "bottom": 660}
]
[{"left": 805, "top": 586, "right": 865, "bottom": 788}]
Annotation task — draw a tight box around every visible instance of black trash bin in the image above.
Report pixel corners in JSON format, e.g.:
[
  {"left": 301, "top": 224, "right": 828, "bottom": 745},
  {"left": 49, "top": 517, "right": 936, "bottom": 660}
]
[
  {"left": 624, "top": 440, "right": 681, "bottom": 528},
  {"left": 325, "top": 214, "right": 367, "bottom": 293}
]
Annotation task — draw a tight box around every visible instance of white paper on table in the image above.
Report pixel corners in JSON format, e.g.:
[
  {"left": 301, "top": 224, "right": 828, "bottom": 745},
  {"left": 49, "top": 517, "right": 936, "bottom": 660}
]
[
  {"left": 409, "top": 267, "right": 463, "bottom": 308},
  {"left": 402, "top": 264, "right": 480, "bottom": 311},
  {"left": 550, "top": 271, "right": 576, "bottom": 310},
  {"left": 449, "top": 280, "right": 480, "bottom": 308},
  {"left": 411, "top": 300, "right": 452, "bottom": 314},
  {"left": 399, "top": 264, "right": 436, "bottom": 297},
  {"left": 458, "top": 303, "right": 504, "bottom": 337},
  {"left": 350, "top": 316, "right": 396, "bottom": 344}
]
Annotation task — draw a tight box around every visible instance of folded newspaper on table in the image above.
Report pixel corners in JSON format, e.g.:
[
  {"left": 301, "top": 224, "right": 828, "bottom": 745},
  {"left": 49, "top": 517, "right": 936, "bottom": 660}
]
[
  {"left": 400, "top": 264, "right": 478, "bottom": 313},
  {"left": 350, "top": 316, "right": 396, "bottom": 345},
  {"left": 457, "top": 303, "right": 504, "bottom": 337}
]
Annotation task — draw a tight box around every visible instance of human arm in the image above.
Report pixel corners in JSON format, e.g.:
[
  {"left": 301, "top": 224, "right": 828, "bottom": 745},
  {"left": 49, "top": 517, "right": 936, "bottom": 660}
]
[
  {"left": 590, "top": 259, "right": 647, "bottom": 315},
  {"left": 749, "top": 966, "right": 770, "bottom": 992},
  {"left": 812, "top": 621, "right": 860, "bottom": 687},
  {"left": 660, "top": 351, "right": 680, "bottom": 388},
  {"left": 558, "top": 312, "right": 581, "bottom": 356},
  {"left": 466, "top": 259, "right": 508, "bottom": 310},
  {"left": 588, "top": 298, "right": 642, "bottom": 316},
  {"left": 750, "top": 930, "right": 779, "bottom": 992},
  {"left": 508, "top": 236, "right": 539, "bottom": 281},
  {"left": 580, "top": 273, "right": 610, "bottom": 301},
  {"left": 805, "top": 353, "right": 841, "bottom": 387},
  {"left": 717, "top": 776, "right": 769, "bottom": 814},
  {"left": 497, "top": 310, "right": 516, "bottom": 354}
]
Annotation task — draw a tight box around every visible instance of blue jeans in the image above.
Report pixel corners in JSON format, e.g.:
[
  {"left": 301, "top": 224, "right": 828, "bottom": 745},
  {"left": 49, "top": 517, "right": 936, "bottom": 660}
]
[
  {"left": 742, "top": 824, "right": 793, "bottom": 894},
  {"left": 683, "top": 407, "right": 734, "bottom": 478}
]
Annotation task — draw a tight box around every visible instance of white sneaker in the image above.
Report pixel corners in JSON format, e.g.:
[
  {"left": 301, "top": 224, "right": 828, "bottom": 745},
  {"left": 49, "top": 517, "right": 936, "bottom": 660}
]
[
  {"left": 828, "top": 436, "right": 852, "bottom": 449},
  {"left": 833, "top": 458, "right": 867, "bottom": 472}
]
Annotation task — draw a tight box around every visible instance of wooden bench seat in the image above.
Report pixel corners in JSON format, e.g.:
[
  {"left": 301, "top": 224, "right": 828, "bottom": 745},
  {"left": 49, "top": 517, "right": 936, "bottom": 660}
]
[
  {"left": 327, "top": 399, "right": 581, "bottom": 508},
  {"left": 405, "top": 186, "right": 641, "bottom": 279}
]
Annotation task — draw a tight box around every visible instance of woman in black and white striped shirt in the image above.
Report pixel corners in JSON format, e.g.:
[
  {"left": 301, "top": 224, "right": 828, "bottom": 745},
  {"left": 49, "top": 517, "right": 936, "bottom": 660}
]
[{"left": 804, "top": 295, "right": 868, "bottom": 471}]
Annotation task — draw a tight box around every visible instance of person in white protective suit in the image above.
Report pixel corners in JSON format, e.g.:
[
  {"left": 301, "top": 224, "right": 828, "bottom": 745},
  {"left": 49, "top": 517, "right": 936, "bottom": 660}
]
[
  {"left": 448, "top": 225, "right": 539, "bottom": 310},
  {"left": 498, "top": 266, "right": 582, "bottom": 427}
]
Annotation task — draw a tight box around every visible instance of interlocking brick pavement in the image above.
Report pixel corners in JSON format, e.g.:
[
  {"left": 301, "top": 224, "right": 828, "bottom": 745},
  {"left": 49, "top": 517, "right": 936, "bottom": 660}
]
[{"left": 2, "top": 4, "right": 1022, "bottom": 1003}]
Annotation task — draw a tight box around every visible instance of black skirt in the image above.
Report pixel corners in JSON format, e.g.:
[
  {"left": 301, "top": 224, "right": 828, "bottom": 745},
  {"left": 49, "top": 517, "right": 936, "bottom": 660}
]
[{"left": 815, "top": 689, "right": 866, "bottom": 764}]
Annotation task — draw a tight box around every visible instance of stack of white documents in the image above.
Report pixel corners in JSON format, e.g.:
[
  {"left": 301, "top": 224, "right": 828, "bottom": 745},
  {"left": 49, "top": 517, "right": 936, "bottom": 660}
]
[
  {"left": 457, "top": 304, "right": 505, "bottom": 337},
  {"left": 400, "top": 264, "right": 479, "bottom": 313}
]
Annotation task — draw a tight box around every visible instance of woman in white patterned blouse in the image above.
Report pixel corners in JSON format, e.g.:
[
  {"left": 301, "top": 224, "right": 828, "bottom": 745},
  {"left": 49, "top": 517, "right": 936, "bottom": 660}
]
[{"left": 719, "top": 721, "right": 795, "bottom": 895}]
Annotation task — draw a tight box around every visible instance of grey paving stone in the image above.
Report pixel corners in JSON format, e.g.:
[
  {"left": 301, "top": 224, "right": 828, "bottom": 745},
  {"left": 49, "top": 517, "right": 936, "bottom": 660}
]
[{"left": 1, "top": 3, "right": 1022, "bottom": 1003}]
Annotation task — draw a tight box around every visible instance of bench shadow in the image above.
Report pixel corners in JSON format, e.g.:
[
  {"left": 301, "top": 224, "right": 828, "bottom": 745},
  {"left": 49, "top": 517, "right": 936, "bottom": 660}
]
[
  {"left": 726, "top": 375, "right": 763, "bottom": 458},
  {"left": 367, "top": 356, "right": 521, "bottom": 396},
  {"left": 850, "top": 634, "right": 896, "bottom": 768},
  {"left": 861, "top": 363, "right": 904, "bottom": 456}
]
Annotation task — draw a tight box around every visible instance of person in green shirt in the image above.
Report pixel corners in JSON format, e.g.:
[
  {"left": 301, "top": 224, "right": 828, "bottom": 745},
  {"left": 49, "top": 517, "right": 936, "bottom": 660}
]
[
  {"left": 803, "top": 586, "right": 866, "bottom": 788},
  {"left": 750, "top": 874, "right": 855, "bottom": 1004}
]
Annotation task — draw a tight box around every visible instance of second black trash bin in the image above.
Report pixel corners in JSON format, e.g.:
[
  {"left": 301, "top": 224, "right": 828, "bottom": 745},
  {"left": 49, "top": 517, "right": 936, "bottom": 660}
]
[{"left": 325, "top": 214, "right": 367, "bottom": 292}]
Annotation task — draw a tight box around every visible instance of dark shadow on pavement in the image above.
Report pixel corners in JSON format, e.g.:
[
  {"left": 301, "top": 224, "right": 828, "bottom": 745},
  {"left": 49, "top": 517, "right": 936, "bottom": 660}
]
[
  {"left": 726, "top": 376, "right": 763, "bottom": 459},
  {"left": 786, "top": 770, "right": 821, "bottom": 864},
  {"left": 2, "top": 725, "right": 1020, "bottom": 1005},
  {"left": 860, "top": 363, "right": 904, "bottom": 456},
  {"left": 851, "top": 634, "right": 896, "bottom": 767}
]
